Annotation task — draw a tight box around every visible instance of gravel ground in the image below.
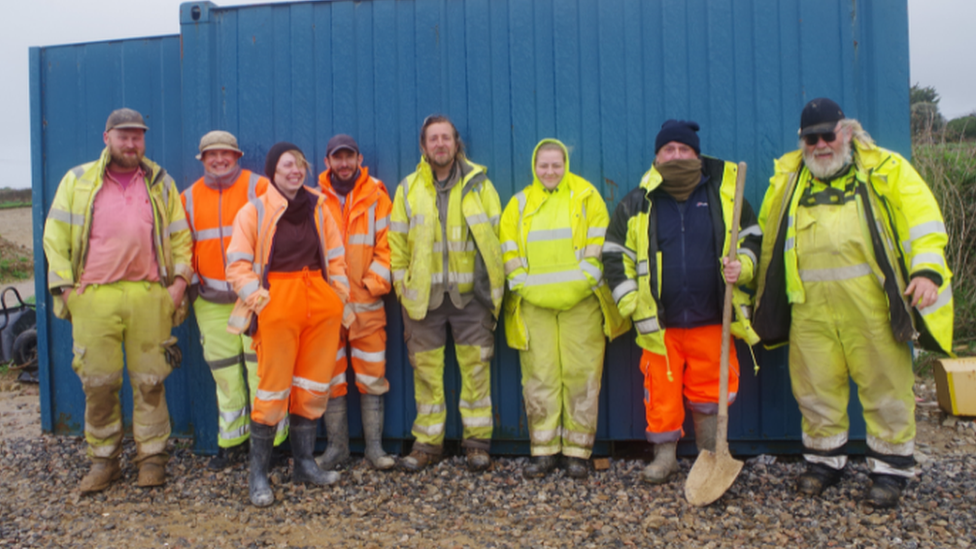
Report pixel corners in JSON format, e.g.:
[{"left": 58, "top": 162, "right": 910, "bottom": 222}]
[{"left": 1, "top": 382, "right": 974, "bottom": 548}]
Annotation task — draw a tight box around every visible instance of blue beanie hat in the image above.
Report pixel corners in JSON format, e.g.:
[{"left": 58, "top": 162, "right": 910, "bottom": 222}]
[{"left": 655, "top": 119, "right": 701, "bottom": 155}]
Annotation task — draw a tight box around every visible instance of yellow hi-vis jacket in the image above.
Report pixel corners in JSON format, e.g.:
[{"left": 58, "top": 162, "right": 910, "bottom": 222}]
[
  {"left": 753, "top": 138, "right": 954, "bottom": 355},
  {"left": 602, "top": 157, "right": 762, "bottom": 356},
  {"left": 43, "top": 148, "right": 193, "bottom": 322},
  {"left": 500, "top": 139, "right": 630, "bottom": 350},
  {"left": 389, "top": 157, "right": 505, "bottom": 321}
]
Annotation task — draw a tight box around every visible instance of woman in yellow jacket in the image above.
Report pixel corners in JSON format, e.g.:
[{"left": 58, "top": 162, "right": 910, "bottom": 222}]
[
  {"left": 500, "top": 139, "right": 627, "bottom": 479},
  {"left": 226, "top": 142, "right": 353, "bottom": 507}
]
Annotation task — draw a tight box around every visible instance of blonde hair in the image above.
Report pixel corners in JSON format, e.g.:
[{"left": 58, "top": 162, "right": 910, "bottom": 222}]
[{"left": 536, "top": 142, "right": 566, "bottom": 162}]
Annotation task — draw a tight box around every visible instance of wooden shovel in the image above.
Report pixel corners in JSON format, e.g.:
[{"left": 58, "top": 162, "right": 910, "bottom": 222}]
[{"left": 684, "top": 161, "right": 747, "bottom": 507}]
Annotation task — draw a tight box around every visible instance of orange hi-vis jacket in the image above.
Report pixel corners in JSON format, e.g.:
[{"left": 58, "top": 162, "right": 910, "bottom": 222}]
[
  {"left": 317, "top": 167, "right": 393, "bottom": 339},
  {"left": 226, "top": 183, "right": 353, "bottom": 335},
  {"left": 182, "top": 169, "right": 269, "bottom": 303}
]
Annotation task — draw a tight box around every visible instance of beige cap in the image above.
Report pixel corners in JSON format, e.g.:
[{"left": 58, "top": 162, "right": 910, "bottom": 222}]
[
  {"left": 105, "top": 108, "right": 148, "bottom": 132},
  {"left": 196, "top": 130, "right": 243, "bottom": 160}
]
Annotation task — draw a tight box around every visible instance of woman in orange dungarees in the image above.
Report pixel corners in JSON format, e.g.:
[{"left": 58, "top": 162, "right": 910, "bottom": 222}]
[{"left": 226, "top": 142, "right": 353, "bottom": 507}]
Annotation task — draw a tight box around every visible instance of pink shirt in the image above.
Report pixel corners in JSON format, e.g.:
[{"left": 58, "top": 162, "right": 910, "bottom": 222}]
[{"left": 78, "top": 166, "right": 160, "bottom": 288}]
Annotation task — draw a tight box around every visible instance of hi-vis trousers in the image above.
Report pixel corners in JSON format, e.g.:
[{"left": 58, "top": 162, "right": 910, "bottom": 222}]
[
  {"left": 193, "top": 299, "right": 287, "bottom": 448},
  {"left": 402, "top": 298, "right": 495, "bottom": 452},
  {"left": 67, "top": 281, "right": 174, "bottom": 464}
]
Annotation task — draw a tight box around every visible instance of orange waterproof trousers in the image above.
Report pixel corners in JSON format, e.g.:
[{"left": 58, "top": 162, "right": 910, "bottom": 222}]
[
  {"left": 330, "top": 327, "right": 389, "bottom": 398},
  {"left": 251, "top": 269, "right": 343, "bottom": 427},
  {"left": 640, "top": 324, "right": 739, "bottom": 443}
]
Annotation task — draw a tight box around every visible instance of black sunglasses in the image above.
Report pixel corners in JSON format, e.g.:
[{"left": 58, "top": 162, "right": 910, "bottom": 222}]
[{"left": 804, "top": 132, "right": 837, "bottom": 146}]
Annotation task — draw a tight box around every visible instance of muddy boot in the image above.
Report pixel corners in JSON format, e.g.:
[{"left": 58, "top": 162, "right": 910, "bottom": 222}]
[
  {"left": 361, "top": 394, "right": 395, "bottom": 470},
  {"left": 315, "top": 396, "right": 350, "bottom": 470},
  {"left": 136, "top": 455, "right": 167, "bottom": 488},
  {"left": 796, "top": 462, "right": 843, "bottom": 496},
  {"left": 466, "top": 448, "right": 491, "bottom": 472},
  {"left": 641, "top": 442, "right": 679, "bottom": 484},
  {"left": 291, "top": 415, "right": 340, "bottom": 486},
  {"left": 401, "top": 445, "right": 442, "bottom": 472},
  {"left": 78, "top": 458, "right": 121, "bottom": 493},
  {"left": 865, "top": 474, "right": 907, "bottom": 508},
  {"left": 249, "top": 421, "right": 276, "bottom": 507},
  {"left": 523, "top": 455, "right": 557, "bottom": 479},
  {"left": 692, "top": 411, "right": 717, "bottom": 453},
  {"left": 565, "top": 457, "right": 589, "bottom": 479}
]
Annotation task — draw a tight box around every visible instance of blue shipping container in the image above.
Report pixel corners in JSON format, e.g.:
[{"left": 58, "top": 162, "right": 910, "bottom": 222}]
[{"left": 30, "top": 0, "right": 911, "bottom": 455}]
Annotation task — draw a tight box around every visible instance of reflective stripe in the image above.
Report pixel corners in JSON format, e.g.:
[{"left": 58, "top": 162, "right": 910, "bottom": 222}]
[
  {"left": 740, "top": 248, "right": 757, "bottom": 267},
  {"left": 200, "top": 274, "right": 232, "bottom": 293},
  {"left": 355, "top": 372, "right": 386, "bottom": 390},
  {"left": 739, "top": 224, "right": 763, "bottom": 238},
  {"left": 579, "top": 261, "right": 602, "bottom": 284},
  {"left": 207, "top": 355, "right": 240, "bottom": 370},
  {"left": 247, "top": 172, "right": 262, "bottom": 201},
  {"left": 327, "top": 246, "right": 345, "bottom": 260},
  {"left": 169, "top": 218, "right": 190, "bottom": 234},
  {"left": 401, "top": 177, "right": 413, "bottom": 219},
  {"left": 784, "top": 236, "right": 795, "bottom": 252},
  {"left": 220, "top": 424, "right": 249, "bottom": 441},
  {"left": 369, "top": 261, "right": 391, "bottom": 282},
  {"left": 448, "top": 271, "right": 474, "bottom": 284},
  {"left": 447, "top": 241, "right": 476, "bottom": 252},
  {"left": 461, "top": 416, "right": 493, "bottom": 428},
  {"left": 348, "top": 234, "right": 373, "bottom": 245},
  {"left": 563, "top": 428, "right": 596, "bottom": 448},
  {"left": 432, "top": 241, "right": 444, "bottom": 253},
  {"left": 86, "top": 420, "right": 123, "bottom": 440},
  {"left": 351, "top": 348, "right": 386, "bottom": 363},
  {"left": 350, "top": 299, "right": 384, "bottom": 313},
  {"left": 527, "top": 228, "right": 573, "bottom": 242},
  {"left": 509, "top": 272, "right": 527, "bottom": 288},
  {"left": 492, "top": 286, "right": 505, "bottom": 301},
  {"left": 908, "top": 220, "right": 946, "bottom": 241},
  {"left": 417, "top": 403, "right": 446, "bottom": 415},
  {"left": 612, "top": 279, "right": 638, "bottom": 302},
  {"left": 219, "top": 407, "right": 248, "bottom": 425},
  {"left": 919, "top": 285, "right": 952, "bottom": 316},
  {"left": 228, "top": 315, "right": 250, "bottom": 330},
  {"left": 336, "top": 347, "right": 347, "bottom": 361},
  {"left": 802, "top": 431, "right": 848, "bottom": 452},
  {"left": 458, "top": 396, "right": 492, "bottom": 409},
  {"left": 410, "top": 214, "right": 425, "bottom": 227},
  {"left": 390, "top": 221, "right": 409, "bottom": 233},
  {"left": 636, "top": 260, "right": 649, "bottom": 277},
  {"left": 489, "top": 214, "right": 500, "bottom": 226},
  {"left": 330, "top": 372, "right": 347, "bottom": 387},
  {"left": 583, "top": 244, "right": 602, "bottom": 259},
  {"left": 911, "top": 252, "right": 945, "bottom": 270},
  {"left": 413, "top": 422, "right": 445, "bottom": 436},
  {"left": 375, "top": 215, "right": 389, "bottom": 231},
  {"left": 501, "top": 240, "right": 518, "bottom": 254},
  {"left": 530, "top": 428, "right": 558, "bottom": 444},
  {"left": 193, "top": 227, "right": 234, "bottom": 242},
  {"left": 524, "top": 270, "right": 586, "bottom": 287},
  {"left": 256, "top": 388, "right": 290, "bottom": 401},
  {"left": 332, "top": 275, "right": 349, "bottom": 286},
  {"left": 504, "top": 258, "right": 523, "bottom": 275},
  {"left": 366, "top": 203, "right": 377, "bottom": 244},
  {"left": 48, "top": 208, "right": 85, "bottom": 226},
  {"left": 634, "top": 316, "right": 660, "bottom": 334},
  {"left": 466, "top": 213, "right": 490, "bottom": 225},
  {"left": 226, "top": 252, "right": 253, "bottom": 264},
  {"left": 239, "top": 279, "right": 259, "bottom": 300},
  {"left": 253, "top": 262, "right": 264, "bottom": 278},
  {"left": 393, "top": 269, "right": 405, "bottom": 282},
  {"left": 293, "top": 376, "right": 330, "bottom": 393},
  {"left": 603, "top": 241, "right": 637, "bottom": 261},
  {"left": 866, "top": 434, "right": 915, "bottom": 457},
  {"left": 799, "top": 263, "right": 872, "bottom": 283},
  {"left": 586, "top": 227, "right": 606, "bottom": 239}
]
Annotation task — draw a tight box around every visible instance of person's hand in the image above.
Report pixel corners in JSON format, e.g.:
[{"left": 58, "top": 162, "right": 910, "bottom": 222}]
[
  {"left": 168, "top": 278, "right": 187, "bottom": 308},
  {"left": 722, "top": 257, "right": 742, "bottom": 285},
  {"left": 905, "top": 276, "right": 939, "bottom": 309}
]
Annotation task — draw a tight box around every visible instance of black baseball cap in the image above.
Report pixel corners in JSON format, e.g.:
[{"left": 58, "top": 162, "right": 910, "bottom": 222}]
[
  {"left": 799, "top": 98, "right": 845, "bottom": 137},
  {"left": 326, "top": 134, "right": 359, "bottom": 157}
]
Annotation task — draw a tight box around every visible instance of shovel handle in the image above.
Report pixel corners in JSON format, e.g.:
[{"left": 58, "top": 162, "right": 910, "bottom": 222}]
[{"left": 716, "top": 162, "right": 747, "bottom": 454}]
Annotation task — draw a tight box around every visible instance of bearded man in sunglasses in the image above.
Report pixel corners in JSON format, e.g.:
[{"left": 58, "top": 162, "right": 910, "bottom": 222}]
[{"left": 753, "top": 98, "right": 953, "bottom": 508}]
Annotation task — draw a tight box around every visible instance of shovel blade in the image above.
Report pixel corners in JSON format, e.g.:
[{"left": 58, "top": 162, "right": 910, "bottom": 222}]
[{"left": 684, "top": 449, "right": 744, "bottom": 507}]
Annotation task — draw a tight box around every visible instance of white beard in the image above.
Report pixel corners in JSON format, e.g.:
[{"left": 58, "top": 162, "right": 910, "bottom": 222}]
[{"left": 802, "top": 138, "right": 851, "bottom": 180}]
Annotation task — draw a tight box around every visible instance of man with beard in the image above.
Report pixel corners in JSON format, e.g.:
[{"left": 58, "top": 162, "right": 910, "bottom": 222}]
[
  {"left": 389, "top": 115, "right": 505, "bottom": 472},
  {"left": 603, "top": 119, "right": 762, "bottom": 485},
  {"left": 753, "top": 98, "right": 953, "bottom": 508},
  {"left": 43, "top": 108, "right": 193, "bottom": 492},
  {"left": 315, "top": 134, "right": 396, "bottom": 471},
  {"left": 181, "top": 131, "right": 288, "bottom": 470}
]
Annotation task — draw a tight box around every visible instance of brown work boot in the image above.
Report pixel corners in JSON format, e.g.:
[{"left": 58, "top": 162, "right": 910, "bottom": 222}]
[
  {"left": 401, "top": 447, "right": 441, "bottom": 472},
  {"left": 78, "top": 459, "right": 121, "bottom": 493},
  {"left": 466, "top": 448, "right": 491, "bottom": 472},
  {"left": 136, "top": 462, "right": 166, "bottom": 488}
]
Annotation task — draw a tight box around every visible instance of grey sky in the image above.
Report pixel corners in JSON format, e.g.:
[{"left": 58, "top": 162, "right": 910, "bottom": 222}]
[{"left": 0, "top": 0, "right": 972, "bottom": 190}]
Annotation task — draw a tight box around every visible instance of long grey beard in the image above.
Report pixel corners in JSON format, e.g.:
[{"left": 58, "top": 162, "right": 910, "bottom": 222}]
[{"left": 803, "top": 139, "right": 852, "bottom": 181}]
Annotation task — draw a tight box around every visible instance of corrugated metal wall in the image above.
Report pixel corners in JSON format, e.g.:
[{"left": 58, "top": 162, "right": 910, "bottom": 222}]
[{"left": 31, "top": 0, "right": 910, "bottom": 455}]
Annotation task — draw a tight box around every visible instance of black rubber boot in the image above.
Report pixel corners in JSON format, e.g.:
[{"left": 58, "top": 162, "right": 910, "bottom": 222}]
[
  {"left": 522, "top": 455, "right": 557, "bottom": 479},
  {"left": 315, "top": 396, "right": 350, "bottom": 470},
  {"left": 248, "top": 421, "right": 276, "bottom": 507},
  {"left": 796, "top": 462, "right": 844, "bottom": 496},
  {"left": 361, "top": 394, "right": 395, "bottom": 470},
  {"left": 866, "top": 473, "right": 907, "bottom": 508},
  {"left": 565, "top": 457, "right": 589, "bottom": 479},
  {"left": 291, "top": 415, "right": 340, "bottom": 486}
]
